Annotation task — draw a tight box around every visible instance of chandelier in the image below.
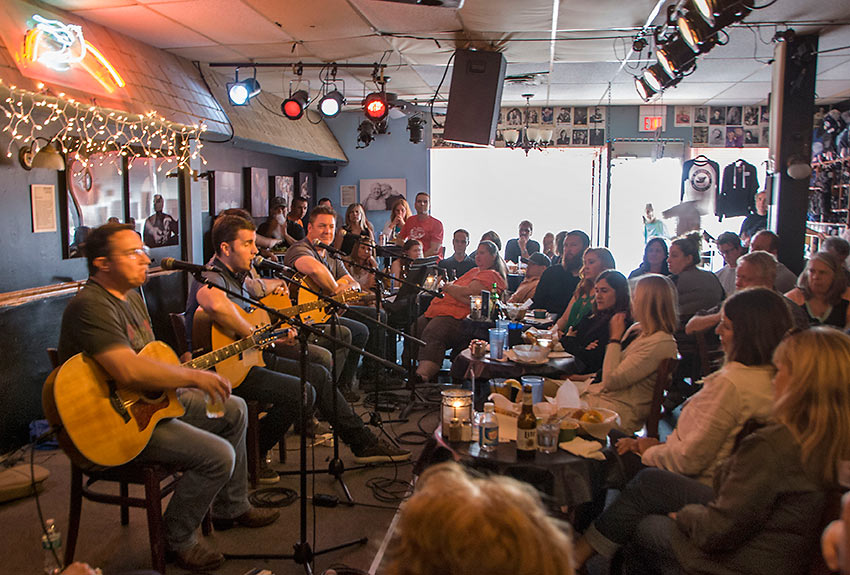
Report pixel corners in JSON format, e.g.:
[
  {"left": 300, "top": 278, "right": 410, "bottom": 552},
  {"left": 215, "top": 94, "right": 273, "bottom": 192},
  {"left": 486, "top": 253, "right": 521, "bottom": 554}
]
[{"left": 503, "top": 94, "right": 552, "bottom": 155}]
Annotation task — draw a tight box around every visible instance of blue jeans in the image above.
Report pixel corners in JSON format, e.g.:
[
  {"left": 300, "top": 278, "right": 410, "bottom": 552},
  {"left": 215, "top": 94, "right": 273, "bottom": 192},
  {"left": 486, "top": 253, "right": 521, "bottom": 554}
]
[
  {"left": 136, "top": 390, "right": 250, "bottom": 551},
  {"left": 584, "top": 468, "right": 714, "bottom": 559},
  {"left": 620, "top": 515, "right": 682, "bottom": 575},
  {"left": 335, "top": 315, "right": 369, "bottom": 386}
]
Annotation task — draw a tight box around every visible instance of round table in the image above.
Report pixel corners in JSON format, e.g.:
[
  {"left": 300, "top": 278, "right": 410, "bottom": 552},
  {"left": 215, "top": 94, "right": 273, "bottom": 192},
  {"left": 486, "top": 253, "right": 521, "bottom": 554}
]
[
  {"left": 434, "top": 427, "right": 601, "bottom": 508},
  {"left": 450, "top": 347, "right": 576, "bottom": 385}
]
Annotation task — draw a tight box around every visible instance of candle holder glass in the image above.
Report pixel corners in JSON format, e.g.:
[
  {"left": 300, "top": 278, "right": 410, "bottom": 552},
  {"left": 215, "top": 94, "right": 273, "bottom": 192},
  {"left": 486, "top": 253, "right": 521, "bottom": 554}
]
[{"left": 441, "top": 388, "right": 473, "bottom": 441}]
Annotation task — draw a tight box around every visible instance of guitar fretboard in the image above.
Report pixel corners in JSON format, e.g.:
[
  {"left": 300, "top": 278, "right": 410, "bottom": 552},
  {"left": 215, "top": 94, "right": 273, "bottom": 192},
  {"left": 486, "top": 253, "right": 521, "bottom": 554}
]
[{"left": 184, "top": 333, "right": 260, "bottom": 371}]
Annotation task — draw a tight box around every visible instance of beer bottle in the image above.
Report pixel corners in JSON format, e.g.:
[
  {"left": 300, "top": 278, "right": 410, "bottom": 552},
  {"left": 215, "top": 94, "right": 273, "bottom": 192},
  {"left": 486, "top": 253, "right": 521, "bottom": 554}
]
[
  {"left": 516, "top": 383, "right": 537, "bottom": 457},
  {"left": 490, "top": 282, "right": 501, "bottom": 320}
]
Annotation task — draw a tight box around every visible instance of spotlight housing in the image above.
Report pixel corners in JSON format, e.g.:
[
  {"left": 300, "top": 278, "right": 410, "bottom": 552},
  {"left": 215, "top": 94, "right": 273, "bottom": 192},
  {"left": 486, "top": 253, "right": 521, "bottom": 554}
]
[
  {"left": 643, "top": 63, "right": 676, "bottom": 93},
  {"left": 635, "top": 76, "right": 657, "bottom": 102},
  {"left": 319, "top": 90, "right": 345, "bottom": 118},
  {"left": 363, "top": 92, "right": 388, "bottom": 121},
  {"left": 407, "top": 115, "right": 425, "bottom": 144},
  {"left": 356, "top": 120, "right": 377, "bottom": 149},
  {"left": 227, "top": 77, "right": 261, "bottom": 106},
  {"left": 677, "top": 5, "right": 718, "bottom": 54},
  {"left": 693, "top": 0, "right": 753, "bottom": 27},
  {"left": 282, "top": 90, "right": 309, "bottom": 120},
  {"left": 657, "top": 36, "right": 698, "bottom": 78}
]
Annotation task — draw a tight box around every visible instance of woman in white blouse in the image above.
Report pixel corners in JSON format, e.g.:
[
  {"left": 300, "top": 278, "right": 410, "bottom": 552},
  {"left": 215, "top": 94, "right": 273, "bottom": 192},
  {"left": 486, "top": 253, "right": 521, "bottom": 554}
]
[
  {"left": 582, "top": 274, "right": 679, "bottom": 434},
  {"left": 615, "top": 287, "right": 793, "bottom": 484}
]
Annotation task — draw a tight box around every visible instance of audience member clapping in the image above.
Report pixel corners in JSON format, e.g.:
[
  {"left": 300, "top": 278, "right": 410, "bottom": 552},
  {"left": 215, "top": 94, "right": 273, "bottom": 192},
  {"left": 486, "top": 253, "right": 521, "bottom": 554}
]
[
  {"left": 575, "top": 326, "right": 850, "bottom": 575},
  {"left": 562, "top": 270, "right": 631, "bottom": 374},
  {"left": 668, "top": 233, "right": 725, "bottom": 324},
  {"left": 785, "top": 251, "right": 850, "bottom": 329},
  {"left": 386, "top": 462, "right": 575, "bottom": 575},
  {"left": 617, "top": 288, "right": 792, "bottom": 484},
  {"left": 628, "top": 237, "right": 670, "bottom": 279},
  {"left": 580, "top": 274, "right": 679, "bottom": 434},
  {"left": 415, "top": 240, "right": 507, "bottom": 382},
  {"left": 554, "top": 247, "right": 615, "bottom": 335}
]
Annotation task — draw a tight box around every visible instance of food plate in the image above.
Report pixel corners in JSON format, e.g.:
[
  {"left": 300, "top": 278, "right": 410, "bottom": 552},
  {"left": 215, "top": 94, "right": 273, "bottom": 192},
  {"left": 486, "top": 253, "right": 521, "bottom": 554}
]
[
  {"left": 548, "top": 351, "right": 574, "bottom": 359},
  {"left": 504, "top": 349, "right": 548, "bottom": 365}
]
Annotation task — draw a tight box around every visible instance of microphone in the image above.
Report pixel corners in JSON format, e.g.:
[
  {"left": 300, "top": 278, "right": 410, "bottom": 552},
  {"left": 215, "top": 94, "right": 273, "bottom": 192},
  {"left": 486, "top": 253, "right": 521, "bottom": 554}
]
[
  {"left": 253, "top": 256, "right": 296, "bottom": 275},
  {"left": 313, "top": 239, "right": 344, "bottom": 255},
  {"left": 160, "top": 258, "right": 214, "bottom": 273}
]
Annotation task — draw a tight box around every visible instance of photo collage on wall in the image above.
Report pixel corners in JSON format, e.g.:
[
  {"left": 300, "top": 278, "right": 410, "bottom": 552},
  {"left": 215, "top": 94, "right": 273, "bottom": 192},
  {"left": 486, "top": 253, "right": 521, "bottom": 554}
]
[
  {"left": 678, "top": 104, "right": 770, "bottom": 148},
  {"left": 431, "top": 106, "right": 607, "bottom": 148}
]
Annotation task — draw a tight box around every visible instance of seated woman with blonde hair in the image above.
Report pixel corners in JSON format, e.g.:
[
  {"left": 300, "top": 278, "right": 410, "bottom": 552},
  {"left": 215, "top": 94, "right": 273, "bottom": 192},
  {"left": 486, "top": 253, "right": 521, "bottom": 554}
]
[
  {"left": 575, "top": 327, "right": 850, "bottom": 575},
  {"left": 581, "top": 274, "right": 679, "bottom": 434},
  {"left": 387, "top": 462, "right": 574, "bottom": 575}
]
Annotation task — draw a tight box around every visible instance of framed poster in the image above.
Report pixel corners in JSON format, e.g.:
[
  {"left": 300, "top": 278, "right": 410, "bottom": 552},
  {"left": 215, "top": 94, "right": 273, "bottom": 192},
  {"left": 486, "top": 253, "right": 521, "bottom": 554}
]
[
  {"left": 210, "top": 170, "right": 242, "bottom": 216},
  {"left": 674, "top": 106, "right": 692, "bottom": 127},
  {"left": 693, "top": 106, "right": 708, "bottom": 125},
  {"left": 245, "top": 167, "right": 269, "bottom": 218},
  {"left": 31, "top": 184, "right": 56, "bottom": 233},
  {"left": 340, "top": 184, "right": 357, "bottom": 206},
  {"left": 272, "top": 175, "right": 294, "bottom": 212},
  {"left": 360, "top": 178, "right": 406, "bottom": 212}
]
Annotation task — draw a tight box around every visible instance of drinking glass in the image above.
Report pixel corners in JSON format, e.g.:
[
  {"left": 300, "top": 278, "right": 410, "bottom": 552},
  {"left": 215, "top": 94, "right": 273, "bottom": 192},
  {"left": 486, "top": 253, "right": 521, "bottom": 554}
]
[
  {"left": 205, "top": 393, "right": 225, "bottom": 419},
  {"left": 488, "top": 328, "right": 507, "bottom": 360},
  {"left": 537, "top": 421, "right": 560, "bottom": 454}
]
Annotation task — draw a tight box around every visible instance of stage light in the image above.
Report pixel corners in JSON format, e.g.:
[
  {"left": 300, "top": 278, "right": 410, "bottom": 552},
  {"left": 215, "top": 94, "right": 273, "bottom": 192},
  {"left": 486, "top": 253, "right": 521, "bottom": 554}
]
[
  {"left": 319, "top": 90, "right": 345, "bottom": 118},
  {"left": 356, "top": 120, "right": 377, "bottom": 149},
  {"left": 363, "top": 92, "right": 388, "bottom": 121},
  {"left": 227, "top": 77, "right": 260, "bottom": 106},
  {"left": 407, "top": 115, "right": 424, "bottom": 144},
  {"left": 657, "top": 35, "right": 697, "bottom": 78},
  {"left": 677, "top": 7, "right": 717, "bottom": 54},
  {"left": 693, "top": 0, "right": 753, "bottom": 27},
  {"left": 634, "top": 76, "right": 657, "bottom": 102},
  {"left": 643, "top": 63, "right": 675, "bottom": 93},
  {"left": 282, "top": 90, "right": 309, "bottom": 120}
]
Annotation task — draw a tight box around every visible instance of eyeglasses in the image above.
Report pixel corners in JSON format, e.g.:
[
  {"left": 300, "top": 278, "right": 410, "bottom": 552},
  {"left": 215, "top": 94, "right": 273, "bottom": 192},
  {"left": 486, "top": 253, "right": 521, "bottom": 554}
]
[{"left": 114, "top": 246, "right": 151, "bottom": 260}]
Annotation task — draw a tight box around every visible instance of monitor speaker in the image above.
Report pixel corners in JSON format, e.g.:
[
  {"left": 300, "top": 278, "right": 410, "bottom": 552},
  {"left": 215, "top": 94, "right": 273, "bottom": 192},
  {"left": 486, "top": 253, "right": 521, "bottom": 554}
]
[{"left": 443, "top": 49, "right": 506, "bottom": 147}]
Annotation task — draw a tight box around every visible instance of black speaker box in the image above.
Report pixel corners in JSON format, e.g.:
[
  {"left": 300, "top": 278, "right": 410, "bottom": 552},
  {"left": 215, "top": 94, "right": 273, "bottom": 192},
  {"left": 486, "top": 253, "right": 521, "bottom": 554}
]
[
  {"left": 318, "top": 163, "right": 338, "bottom": 178},
  {"left": 443, "top": 49, "right": 506, "bottom": 147}
]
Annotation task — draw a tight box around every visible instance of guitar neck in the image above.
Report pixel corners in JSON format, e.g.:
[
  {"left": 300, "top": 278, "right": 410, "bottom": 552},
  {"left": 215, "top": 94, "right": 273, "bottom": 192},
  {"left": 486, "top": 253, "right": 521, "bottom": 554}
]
[
  {"left": 184, "top": 331, "right": 265, "bottom": 371},
  {"left": 282, "top": 291, "right": 352, "bottom": 316}
]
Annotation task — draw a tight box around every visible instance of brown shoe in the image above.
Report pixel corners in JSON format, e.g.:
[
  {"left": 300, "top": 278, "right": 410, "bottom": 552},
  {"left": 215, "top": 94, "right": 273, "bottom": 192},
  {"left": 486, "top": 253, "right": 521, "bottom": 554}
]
[
  {"left": 212, "top": 506, "right": 280, "bottom": 530},
  {"left": 169, "top": 541, "right": 225, "bottom": 571}
]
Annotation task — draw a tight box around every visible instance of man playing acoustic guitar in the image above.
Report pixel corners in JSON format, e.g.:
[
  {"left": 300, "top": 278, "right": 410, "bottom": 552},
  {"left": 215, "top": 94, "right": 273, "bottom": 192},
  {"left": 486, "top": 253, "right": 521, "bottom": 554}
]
[
  {"left": 187, "top": 215, "right": 409, "bottom": 473},
  {"left": 57, "top": 223, "right": 278, "bottom": 572}
]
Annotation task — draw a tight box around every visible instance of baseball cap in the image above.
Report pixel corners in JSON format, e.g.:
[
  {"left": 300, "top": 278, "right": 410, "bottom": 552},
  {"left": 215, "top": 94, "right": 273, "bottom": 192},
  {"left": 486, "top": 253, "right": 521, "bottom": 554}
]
[
  {"left": 521, "top": 253, "right": 551, "bottom": 267},
  {"left": 270, "top": 196, "right": 287, "bottom": 210}
]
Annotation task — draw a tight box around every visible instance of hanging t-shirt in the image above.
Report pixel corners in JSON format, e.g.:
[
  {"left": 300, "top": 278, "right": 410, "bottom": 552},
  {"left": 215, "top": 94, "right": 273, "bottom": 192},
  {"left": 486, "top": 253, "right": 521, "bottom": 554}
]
[
  {"left": 718, "top": 160, "right": 759, "bottom": 219},
  {"left": 681, "top": 157, "right": 720, "bottom": 215}
]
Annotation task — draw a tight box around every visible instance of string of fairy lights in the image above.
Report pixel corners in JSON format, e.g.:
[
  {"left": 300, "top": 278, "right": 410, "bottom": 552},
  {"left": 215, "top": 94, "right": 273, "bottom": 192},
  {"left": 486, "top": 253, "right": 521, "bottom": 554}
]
[{"left": 0, "top": 78, "right": 207, "bottom": 173}]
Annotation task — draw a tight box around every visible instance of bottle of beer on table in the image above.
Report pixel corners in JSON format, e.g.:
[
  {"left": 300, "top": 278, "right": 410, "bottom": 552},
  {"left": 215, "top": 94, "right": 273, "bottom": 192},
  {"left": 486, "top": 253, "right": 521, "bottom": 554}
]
[
  {"left": 489, "top": 282, "right": 501, "bottom": 320},
  {"left": 516, "top": 383, "right": 537, "bottom": 457}
]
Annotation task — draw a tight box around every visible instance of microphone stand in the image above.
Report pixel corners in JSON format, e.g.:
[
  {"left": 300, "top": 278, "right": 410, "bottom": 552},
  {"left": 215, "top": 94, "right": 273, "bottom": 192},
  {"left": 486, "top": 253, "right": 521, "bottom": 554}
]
[
  {"left": 189, "top": 271, "right": 392, "bottom": 572},
  {"left": 339, "top": 254, "right": 444, "bottom": 421},
  {"left": 255, "top": 267, "right": 406, "bottom": 502}
]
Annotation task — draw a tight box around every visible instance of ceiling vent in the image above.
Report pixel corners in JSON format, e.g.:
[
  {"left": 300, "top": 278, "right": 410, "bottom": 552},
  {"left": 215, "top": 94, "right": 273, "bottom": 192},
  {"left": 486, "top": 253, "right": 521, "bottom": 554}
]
[{"left": 372, "top": 0, "right": 465, "bottom": 7}]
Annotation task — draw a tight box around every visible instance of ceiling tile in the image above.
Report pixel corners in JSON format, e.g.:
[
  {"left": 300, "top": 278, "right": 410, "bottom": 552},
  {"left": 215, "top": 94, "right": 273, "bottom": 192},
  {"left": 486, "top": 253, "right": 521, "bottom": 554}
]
[
  {"left": 241, "top": 0, "right": 374, "bottom": 42},
  {"left": 349, "top": 0, "right": 463, "bottom": 34},
  {"left": 74, "top": 5, "right": 213, "bottom": 47},
  {"left": 147, "top": 0, "right": 293, "bottom": 45}
]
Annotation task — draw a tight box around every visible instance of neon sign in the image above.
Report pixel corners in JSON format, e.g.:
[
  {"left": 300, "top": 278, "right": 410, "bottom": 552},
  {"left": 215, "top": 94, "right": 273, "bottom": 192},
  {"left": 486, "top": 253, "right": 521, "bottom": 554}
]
[{"left": 23, "top": 14, "right": 125, "bottom": 92}]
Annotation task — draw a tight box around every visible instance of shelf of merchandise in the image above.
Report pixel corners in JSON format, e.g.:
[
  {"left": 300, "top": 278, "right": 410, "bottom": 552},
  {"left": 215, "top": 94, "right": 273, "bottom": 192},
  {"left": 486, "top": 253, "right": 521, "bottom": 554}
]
[{"left": 807, "top": 155, "right": 849, "bottom": 254}]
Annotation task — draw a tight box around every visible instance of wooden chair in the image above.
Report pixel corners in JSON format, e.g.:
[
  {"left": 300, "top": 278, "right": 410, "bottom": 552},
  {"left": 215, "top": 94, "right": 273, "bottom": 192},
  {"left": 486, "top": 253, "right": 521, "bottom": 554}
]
[
  {"left": 645, "top": 356, "right": 680, "bottom": 439},
  {"left": 46, "top": 348, "right": 210, "bottom": 574}
]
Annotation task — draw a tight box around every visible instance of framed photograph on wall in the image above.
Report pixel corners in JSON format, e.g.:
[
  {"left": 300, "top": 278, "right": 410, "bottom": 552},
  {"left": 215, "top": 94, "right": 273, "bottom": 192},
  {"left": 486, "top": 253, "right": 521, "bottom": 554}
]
[
  {"left": 743, "top": 127, "right": 760, "bottom": 147},
  {"left": 674, "top": 106, "right": 692, "bottom": 127},
  {"left": 360, "top": 178, "right": 406, "bottom": 212},
  {"left": 245, "top": 167, "right": 269, "bottom": 218},
  {"left": 340, "top": 184, "right": 357, "bottom": 207},
  {"left": 693, "top": 106, "right": 708, "bottom": 125},
  {"left": 272, "top": 175, "right": 294, "bottom": 212},
  {"left": 210, "top": 170, "right": 242, "bottom": 216},
  {"left": 692, "top": 126, "right": 708, "bottom": 145},
  {"left": 298, "top": 172, "right": 314, "bottom": 202},
  {"left": 556, "top": 106, "right": 572, "bottom": 125}
]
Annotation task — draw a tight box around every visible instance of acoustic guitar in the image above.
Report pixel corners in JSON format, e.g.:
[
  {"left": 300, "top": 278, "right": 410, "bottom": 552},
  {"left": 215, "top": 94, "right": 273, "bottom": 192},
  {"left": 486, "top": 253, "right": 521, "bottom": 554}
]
[
  {"left": 291, "top": 276, "right": 375, "bottom": 324},
  {"left": 42, "top": 324, "right": 281, "bottom": 470},
  {"left": 192, "top": 290, "right": 362, "bottom": 385}
]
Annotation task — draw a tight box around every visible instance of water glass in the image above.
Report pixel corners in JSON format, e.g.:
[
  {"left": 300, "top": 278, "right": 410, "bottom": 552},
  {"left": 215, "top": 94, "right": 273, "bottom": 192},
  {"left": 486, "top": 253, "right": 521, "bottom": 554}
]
[
  {"left": 488, "top": 328, "right": 507, "bottom": 360},
  {"left": 205, "top": 393, "right": 225, "bottom": 419},
  {"left": 537, "top": 421, "right": 560, "bottom": 454},
  {"left": 520, "top": 375, "right": 544, "bottom": 404},
  {"left": 495, "top": 320, "right": 510, "bottom": 349}
]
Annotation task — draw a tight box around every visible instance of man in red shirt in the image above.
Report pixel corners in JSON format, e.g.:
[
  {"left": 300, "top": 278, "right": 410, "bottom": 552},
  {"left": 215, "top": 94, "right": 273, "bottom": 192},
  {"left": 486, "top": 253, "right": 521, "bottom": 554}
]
[{"left": 398, "top": 192, "right": 444, "bottom": 258}]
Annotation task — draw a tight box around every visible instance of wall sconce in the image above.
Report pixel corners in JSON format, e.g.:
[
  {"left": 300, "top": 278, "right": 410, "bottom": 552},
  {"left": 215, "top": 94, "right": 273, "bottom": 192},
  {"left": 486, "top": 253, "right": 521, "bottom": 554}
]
[{"left": 19, "top": 138, "right": 65, "bottom": 171}]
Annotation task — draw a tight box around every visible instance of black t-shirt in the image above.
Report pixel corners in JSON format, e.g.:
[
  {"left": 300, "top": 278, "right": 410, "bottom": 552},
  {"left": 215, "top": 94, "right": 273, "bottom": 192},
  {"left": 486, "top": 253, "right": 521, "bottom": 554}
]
[
  {"left": 531, "top": 265, "right": 581, "bottom": 315},
  {"left": 504, "top": 238, "right": 541, "bottom": 263},
  {"left": 58, "top": 280, "right": 155, "bottom": 363},
  {"left": 739, "top": 213, "right": 767, "bottom": 240},
  {"left": 184, "top": 257, "right": 251, "bottom": 350},
  {"left": 287, "top": 219, "right": 306, "bottom": 241},
  {"left": 438, "top": 254, "right": 476, "bottom": 278}
]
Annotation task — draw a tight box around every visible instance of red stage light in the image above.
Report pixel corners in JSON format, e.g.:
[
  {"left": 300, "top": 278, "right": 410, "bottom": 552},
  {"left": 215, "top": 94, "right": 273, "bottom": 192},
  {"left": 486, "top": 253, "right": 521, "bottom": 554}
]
[{"left": 363, "top": 92, "right": 388, "bottom": 121}]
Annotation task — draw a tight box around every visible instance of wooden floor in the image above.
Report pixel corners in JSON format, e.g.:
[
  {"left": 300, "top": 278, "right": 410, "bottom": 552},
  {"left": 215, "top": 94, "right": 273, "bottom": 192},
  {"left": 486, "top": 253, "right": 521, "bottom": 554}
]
[{"left": 0, "top": 394, "right": 435, "bottom": 575}]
